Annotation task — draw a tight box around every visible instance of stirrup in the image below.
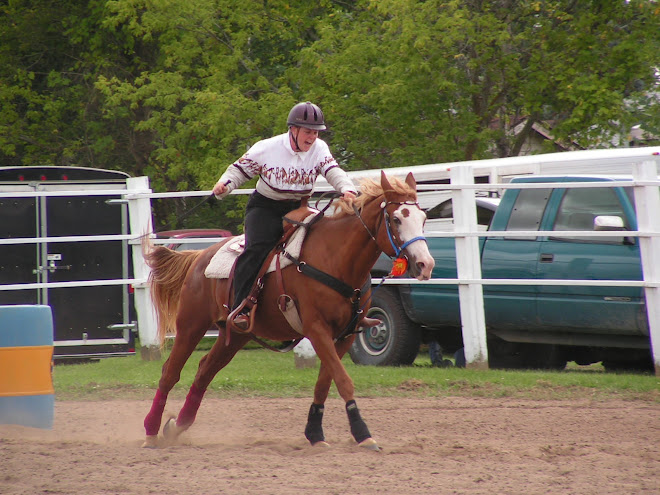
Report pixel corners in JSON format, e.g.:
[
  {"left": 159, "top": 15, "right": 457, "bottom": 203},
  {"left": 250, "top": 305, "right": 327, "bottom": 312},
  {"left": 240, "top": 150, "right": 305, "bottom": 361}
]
[
  {"left": 233, "top": 313, "right": 250, "bottom": 331},
  {"left": 227, "top": 303, "right": 255, "bottom": 334}
]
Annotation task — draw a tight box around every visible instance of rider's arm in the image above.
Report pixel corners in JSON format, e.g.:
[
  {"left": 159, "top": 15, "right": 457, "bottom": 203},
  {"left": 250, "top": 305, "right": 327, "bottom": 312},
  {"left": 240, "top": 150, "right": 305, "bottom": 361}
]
[
  {"left": 325, "top": 167, "right": 357, "bottom": 196},
  {"left": 214, "top": 155, "right": 260, "bottom": 198}
]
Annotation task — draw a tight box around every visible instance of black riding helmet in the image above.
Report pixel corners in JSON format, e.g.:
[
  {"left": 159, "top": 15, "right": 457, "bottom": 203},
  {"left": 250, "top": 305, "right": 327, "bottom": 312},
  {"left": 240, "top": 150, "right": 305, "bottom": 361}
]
[{"left": 287, "top": 101, "right": 326, "bottom": 131}]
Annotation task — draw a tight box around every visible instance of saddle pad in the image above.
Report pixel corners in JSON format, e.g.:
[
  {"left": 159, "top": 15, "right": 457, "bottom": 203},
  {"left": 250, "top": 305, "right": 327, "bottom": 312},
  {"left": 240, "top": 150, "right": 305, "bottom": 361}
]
[{"left": 204, "top": 213, "right": 317, "bottom": 279}]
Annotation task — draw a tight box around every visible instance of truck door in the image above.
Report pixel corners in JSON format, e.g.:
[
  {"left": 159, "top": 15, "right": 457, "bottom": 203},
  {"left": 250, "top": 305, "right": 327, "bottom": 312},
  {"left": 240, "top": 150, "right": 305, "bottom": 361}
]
[
  {"left": 481, "top": 187, "right": 551, "bottom": 330},
  {"left": 535, "top": 184, "right": 645, "bottom": 336}
]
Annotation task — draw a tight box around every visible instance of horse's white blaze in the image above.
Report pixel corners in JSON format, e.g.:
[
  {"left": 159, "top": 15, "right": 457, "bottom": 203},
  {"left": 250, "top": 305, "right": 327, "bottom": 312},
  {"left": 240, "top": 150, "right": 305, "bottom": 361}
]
[{"left": 394, "top": 204, "right": 435, "bottom": 280}]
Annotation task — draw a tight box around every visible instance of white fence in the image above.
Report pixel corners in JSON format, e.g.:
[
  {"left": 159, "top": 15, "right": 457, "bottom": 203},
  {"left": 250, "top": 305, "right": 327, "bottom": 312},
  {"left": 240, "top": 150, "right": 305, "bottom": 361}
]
[
  {"left": 445, "top": 158, "right": 660, "bottom": 372},
  {"left": 2, "top": 147, "right": 660, "bottom": 373}
]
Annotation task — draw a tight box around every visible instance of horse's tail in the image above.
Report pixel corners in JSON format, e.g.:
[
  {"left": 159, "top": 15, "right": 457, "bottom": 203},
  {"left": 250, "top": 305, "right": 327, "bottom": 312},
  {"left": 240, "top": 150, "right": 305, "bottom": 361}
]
[{"left": 143, "top": 244, "right": 202, "bottom": 346}]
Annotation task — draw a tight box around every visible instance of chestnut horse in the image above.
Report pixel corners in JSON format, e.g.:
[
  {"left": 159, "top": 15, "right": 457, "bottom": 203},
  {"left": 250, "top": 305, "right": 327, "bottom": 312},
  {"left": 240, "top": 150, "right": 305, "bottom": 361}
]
[{"left": 141, "top": 171, "right": 434, "bottom": 450}]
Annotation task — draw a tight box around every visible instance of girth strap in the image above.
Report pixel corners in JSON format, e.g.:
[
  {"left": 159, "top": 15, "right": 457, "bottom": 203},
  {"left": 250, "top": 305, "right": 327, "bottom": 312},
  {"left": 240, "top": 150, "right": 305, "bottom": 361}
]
[
  {"left": 281, "top": 251, "right": 357, "bottom": 299},
  {"left": 281, "top": 251, "right": 363, "bottom": 341},
  {"left": 275, "top": 253, "right": 305, "bottom": 335}
]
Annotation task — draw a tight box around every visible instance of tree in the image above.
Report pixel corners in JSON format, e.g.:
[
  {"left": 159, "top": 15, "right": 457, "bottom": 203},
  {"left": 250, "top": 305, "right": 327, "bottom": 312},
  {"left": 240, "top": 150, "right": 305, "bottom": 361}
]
[
  {"left": 94, "top": 0, "right": 361, "bottom": 191},
  {"left": 291, "top": 0, "right": 660, "bottom": 166},
  {"left": 92, "top": 0, "right": 361, "bottom": 228},
  {"left": 0, "top": 0, "right": 150, "bottom": 170},
  {"left": 2, "top": 0, "right": 658, "bottom": 201},
  {"left": 517, "top": 0, "right": 660, "bottom": 150}
]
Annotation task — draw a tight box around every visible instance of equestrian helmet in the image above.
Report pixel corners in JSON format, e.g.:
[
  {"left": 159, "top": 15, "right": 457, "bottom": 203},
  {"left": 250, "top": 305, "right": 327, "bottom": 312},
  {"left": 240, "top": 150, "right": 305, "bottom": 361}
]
[{"left": 287, "top": 102, "right": 326, "bottom": 130}]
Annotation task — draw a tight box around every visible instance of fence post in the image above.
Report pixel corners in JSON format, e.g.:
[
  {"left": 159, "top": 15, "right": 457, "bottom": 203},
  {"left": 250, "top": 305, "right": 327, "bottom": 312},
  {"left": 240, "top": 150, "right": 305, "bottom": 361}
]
[
  {"left": 126, "top": 177, "right": 160, "bottom": 361},
  {"left": 632, "top": 159, "right": 660, "bottom": 376},
  {"left": 450, "top": 165, "right": 489, "bottom": 369}
]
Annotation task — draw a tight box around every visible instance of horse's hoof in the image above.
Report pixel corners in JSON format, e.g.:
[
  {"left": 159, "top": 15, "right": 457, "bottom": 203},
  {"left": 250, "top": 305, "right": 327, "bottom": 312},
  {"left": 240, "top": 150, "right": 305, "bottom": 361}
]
[
  {"left": 162, "top": 416, "right": 180, "bottom": 440},
  {"left": 312, "top": 441, "right": 331, "bottom": 448},
  {"left": 358, "top": 437, "right": 380, "bottom": 451},
  {"left": 141, "top": 435, "right": 159, "bottom": 449}
]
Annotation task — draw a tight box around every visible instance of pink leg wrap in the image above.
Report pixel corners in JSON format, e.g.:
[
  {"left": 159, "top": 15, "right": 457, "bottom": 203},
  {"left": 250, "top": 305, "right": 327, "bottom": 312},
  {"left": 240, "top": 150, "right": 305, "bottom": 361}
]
[
  {"left": 144, "top": 389, "right": 168, "bottom": 436},
  {"left": 177, "top": 384, "right": 206, "bottom": 428}
]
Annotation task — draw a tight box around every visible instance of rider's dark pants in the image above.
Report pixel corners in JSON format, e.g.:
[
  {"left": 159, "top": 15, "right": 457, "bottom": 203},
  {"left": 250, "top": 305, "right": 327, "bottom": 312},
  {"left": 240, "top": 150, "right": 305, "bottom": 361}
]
[{"left": 232, "top": 192, "right": 301, "bottom": 311}]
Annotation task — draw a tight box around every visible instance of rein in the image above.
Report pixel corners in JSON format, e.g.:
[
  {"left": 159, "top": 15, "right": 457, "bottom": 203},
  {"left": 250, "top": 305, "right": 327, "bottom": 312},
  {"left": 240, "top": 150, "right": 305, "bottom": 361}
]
[
  {"left": 282, "top": 192, "right": 339, "bottom": 229},
  {"left": 248, "top": 195, "right": 357, "bottom": 349},
  {"left": 278, "top": 199, "right": 369, "bottom": 342},
  {"left": 255, "top": 190, "right": 428, "bottom": 346},
  {"left": 249, "top": 335, "right": 302, "bottom": 353},
  {"left": 343, "top": 198, "right": 428, "bottom": 334},
  {"left": 352, "top": 204, "right": 380, "bottom": 244},
  {"left": 280, "top": 195, "right": 428, "bottom": 342}
]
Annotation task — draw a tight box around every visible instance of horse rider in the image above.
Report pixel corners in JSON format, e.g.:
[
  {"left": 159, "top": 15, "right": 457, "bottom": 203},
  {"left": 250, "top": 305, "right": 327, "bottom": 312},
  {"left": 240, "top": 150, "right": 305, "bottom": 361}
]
[{"left": 212, "top": 101, "right": 358, "bottom": 330}]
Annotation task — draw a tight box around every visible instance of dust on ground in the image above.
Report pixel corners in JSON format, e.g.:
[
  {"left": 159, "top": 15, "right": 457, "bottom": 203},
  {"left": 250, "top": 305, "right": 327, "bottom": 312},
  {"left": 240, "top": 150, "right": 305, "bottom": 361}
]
[{"left": 1, "top": 396, "right": 658, "bottom": 494}]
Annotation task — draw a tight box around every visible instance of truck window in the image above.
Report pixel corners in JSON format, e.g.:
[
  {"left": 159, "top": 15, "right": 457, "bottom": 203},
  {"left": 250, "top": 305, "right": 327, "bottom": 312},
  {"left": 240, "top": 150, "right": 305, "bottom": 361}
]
[
  {"left": 551, "top": 187, "right": 627, "bottom": 242},
  {"left": 425, "top": 198, "right": 498, "bottom": 232},
  {"left": 505, "top": 188, "right": 551, "bottom": 240}
]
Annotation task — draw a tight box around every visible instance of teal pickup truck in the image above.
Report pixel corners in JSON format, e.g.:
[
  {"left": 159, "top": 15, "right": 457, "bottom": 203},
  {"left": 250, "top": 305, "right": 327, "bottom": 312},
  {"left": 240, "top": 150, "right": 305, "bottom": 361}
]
[{"left": 352, "top": 175, "right": 654, "bottom": 371}]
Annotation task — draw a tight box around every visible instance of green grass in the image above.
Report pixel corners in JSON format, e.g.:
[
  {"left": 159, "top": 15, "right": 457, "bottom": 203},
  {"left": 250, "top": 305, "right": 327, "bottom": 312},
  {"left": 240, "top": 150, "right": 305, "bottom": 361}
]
[{"left": 53, "top": 341, "right": 660, "bottom": 402}]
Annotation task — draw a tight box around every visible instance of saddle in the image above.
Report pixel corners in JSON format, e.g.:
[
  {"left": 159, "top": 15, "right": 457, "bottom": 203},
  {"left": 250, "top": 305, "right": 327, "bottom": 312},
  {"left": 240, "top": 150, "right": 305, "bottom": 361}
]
[
  {"left": 223, "top": 200, "right": 379, "bottom": 344},
  {"left": 224, "top": 202, "right": 318, "bottom": 339}
]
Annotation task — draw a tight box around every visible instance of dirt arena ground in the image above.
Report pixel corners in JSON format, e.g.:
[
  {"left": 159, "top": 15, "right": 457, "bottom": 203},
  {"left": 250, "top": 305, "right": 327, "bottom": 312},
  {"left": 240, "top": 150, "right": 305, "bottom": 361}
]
[{"left": 1, "top": 396, "right": 658, "bottom": 494}]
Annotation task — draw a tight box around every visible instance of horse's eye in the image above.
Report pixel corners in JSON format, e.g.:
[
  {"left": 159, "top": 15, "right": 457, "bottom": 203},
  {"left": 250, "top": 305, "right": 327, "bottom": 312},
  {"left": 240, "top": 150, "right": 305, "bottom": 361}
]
[{"left": 393, "top": 217, "right": 402, "bottom": 226}]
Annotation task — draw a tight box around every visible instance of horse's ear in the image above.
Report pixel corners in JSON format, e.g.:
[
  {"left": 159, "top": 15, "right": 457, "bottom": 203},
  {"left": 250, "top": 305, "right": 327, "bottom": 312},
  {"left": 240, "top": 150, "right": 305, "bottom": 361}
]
[
  {"left": 380, "top": 170, "right": 392, "bottom": 194},
  {"left": 405, "top": 172, "right": 416, "bottom": 190}
]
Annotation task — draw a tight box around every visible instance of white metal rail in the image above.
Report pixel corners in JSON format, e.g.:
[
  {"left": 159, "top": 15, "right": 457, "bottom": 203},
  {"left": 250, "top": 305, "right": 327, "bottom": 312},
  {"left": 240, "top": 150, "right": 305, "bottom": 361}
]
[
  {"left": 2, "top": 147, "right": 659, "bottom": 372},
  {"left": 441, "top": 156, "right": 660, "bottom": 373}
]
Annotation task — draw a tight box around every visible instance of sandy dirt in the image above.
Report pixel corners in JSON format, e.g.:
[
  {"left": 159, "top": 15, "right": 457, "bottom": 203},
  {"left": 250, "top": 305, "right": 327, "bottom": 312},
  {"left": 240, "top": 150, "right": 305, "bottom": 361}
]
[{"left": 1, "top": 396, "right": 658, "bottom": 494}]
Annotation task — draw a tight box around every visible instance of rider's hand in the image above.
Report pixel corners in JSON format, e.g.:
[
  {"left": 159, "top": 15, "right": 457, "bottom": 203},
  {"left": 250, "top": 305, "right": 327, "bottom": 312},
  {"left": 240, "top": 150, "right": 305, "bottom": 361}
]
[
  {"left": 343, "top": 191, "right": 357, "bottom": 207},
  {"left": 213, "top": 181, "right": 228, "bottom": 198}
]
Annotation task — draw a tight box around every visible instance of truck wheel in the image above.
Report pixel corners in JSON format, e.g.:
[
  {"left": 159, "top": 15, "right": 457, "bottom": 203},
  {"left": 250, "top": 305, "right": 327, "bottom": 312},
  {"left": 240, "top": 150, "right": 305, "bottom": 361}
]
[
  {"left": 522, "top": 344, "right": 567, "bottom": 370},
  {"left": 349, "top": 287, "right": 421, "bottom": 366},
  {"left": 486, "top": 335, "right": 528, "bottom": 369},
  {"left": 487, "top": 336, "right": 567, "bottom": 370},
  {"left": 603, "top": 354, "right": 654, "bottom": 373}
]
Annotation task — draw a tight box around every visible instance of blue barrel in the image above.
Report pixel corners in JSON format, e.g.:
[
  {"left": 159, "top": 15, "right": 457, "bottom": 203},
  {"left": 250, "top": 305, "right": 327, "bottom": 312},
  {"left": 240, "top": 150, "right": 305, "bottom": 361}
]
[{"left": 0, "top": 305, "right": 54, "bottom": 429}]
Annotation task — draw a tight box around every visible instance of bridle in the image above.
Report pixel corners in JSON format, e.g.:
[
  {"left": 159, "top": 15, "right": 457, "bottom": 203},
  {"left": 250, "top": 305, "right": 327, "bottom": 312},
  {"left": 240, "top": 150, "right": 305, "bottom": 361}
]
[
  {"left": 382, "top": 200, "right": 428, "bottom": 257},
  {"left": 353, "top": 197, "right": 428, "bottom": 259},
  {"left": 279, "top": 193, "right": 428, "bottom": 343}
]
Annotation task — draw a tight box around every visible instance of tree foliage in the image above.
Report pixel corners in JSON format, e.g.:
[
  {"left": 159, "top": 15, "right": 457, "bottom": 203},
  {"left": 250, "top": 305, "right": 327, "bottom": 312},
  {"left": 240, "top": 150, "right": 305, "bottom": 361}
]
[
  {"left": 293, "top": 0, "right": 660, "bottom": 164},
  {"left": 1, "top": 0, "right": 658, "bottom": 227}
]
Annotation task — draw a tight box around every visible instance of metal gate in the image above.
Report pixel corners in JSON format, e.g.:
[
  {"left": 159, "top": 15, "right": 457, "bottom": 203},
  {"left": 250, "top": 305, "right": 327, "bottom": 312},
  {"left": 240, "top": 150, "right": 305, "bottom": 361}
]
[{"left": 0, "top": 166, "right": 136, "bottom": 359}]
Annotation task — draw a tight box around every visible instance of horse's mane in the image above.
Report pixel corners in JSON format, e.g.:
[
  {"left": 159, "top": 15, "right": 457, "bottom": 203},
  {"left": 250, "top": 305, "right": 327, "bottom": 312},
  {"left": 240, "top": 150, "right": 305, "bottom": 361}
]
[{"left": 331, "top": 175, "right": 417, "bottom": 218}]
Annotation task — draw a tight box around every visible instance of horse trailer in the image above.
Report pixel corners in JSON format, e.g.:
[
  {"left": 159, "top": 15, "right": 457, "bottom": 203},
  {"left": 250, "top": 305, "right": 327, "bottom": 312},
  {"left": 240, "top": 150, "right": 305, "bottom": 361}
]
[{"left": 0, "top": 166, "right": 136, "bottom": 360}]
